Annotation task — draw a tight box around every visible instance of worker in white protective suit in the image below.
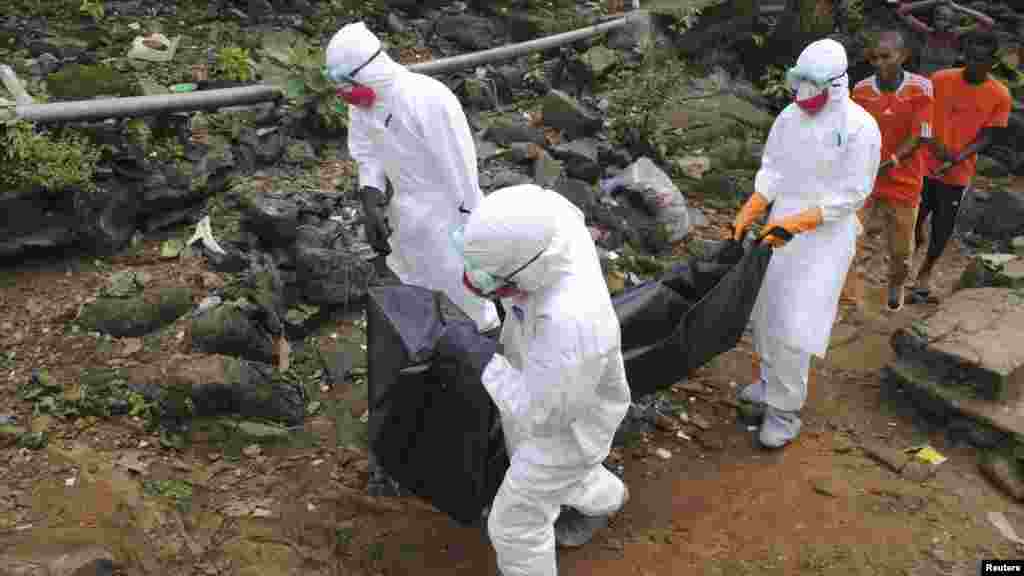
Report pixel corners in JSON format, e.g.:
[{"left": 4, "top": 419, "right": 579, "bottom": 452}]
[
  {"left": 733, "top": 38, "right": 881, "bottom": 448},
  {"left": 324, "top": 22, "right": 500, "bottom": 333},
  {"left": 437, "top": 184, "right": 632, "bottom": 576}
]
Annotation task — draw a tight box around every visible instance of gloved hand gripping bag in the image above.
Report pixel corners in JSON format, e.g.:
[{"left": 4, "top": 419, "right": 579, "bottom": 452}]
[{"left": 366, "top": 284, "right": 508, "bottom": 526}]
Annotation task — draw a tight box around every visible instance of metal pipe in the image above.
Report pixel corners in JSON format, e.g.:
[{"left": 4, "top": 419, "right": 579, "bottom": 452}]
[
  {"left": 12, "top": 11, "right": 646, "bottom": 124},
  {"left": 16, "top": 84, "right": 281, "bottom": 123},
  {"left": 408, "top": 11, "right": 646, "bottom": 76}
]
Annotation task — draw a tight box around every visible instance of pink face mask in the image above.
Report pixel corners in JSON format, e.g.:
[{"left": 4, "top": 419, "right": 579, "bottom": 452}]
[
  {"left": 337, "top": 85, "right": 376, "bottom": 108},
  {"left": 794, "top": 82, "right": 829, "bottom": 115}
]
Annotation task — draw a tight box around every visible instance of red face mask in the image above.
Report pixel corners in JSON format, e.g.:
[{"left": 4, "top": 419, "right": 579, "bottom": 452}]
[
  {"left": 796, "top": 89, "right": 828, "bottom": 114},
  {"left": 338, "top": 85, "right": 376, "bottom": 108}
]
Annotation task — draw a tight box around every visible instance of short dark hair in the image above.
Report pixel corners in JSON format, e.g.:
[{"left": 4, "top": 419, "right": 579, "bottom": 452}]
[
  {"left": 963, "top": 29, "right": 1000, "bottom": 55},
  {"left": 871, "top": 28, "right": 907, "bottom": 51}
]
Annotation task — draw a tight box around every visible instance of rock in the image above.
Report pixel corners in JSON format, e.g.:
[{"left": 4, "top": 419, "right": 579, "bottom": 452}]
[
  {"left": 480, "top": 168, "right": 533, "bottom": 193},
  {"left": 972, "top": 184, "right": 1024, "bottom": 240},
  {"left": 77, "top": 178, "right": 140, "bottom": 255},
  {"left": 28, "top": 52, "right": 61, "bottom": 76},
  {"left": 247, "top": 0, "right": 274, "bottom": 20},
  {"left": 187, "top": 302, "right": 278, "bottom": 364},
  {"left": 481, "top": 114, "right": 546, "bottom": 147},
  {"left": 47, "top": 546, "right": 115, "bottom": 576},
  {"left": 239, "top": 190, "right": 303, "bottom": 247},
  {"left": 0, "top": 187, "right": 80, "bottom": 257},
  {"left": 597, "top": 141, "right": 633, "bottom": 169},
  {"left": 890, "top": 288, "right": 1024, "bottom": 402},
  {"left": 980, "top": 450, "right": 1024, "bottom": 501},
  {"left": 294, "top": 245, "right": 376, "bottom": 307},
  {"left": 690, "top": 413, "right": 712, "bottom": 431},
  {"left": 77, "top": 287, "right": 194, "bottom": 338},
  {"left": 542, "top": 90, "right": 603, "bottom": 140},
  {"left": 862, "top": 442, "right": 909, "bottom": 473},
  {"left": 957, "top": 253, "right": 1024, "bottom": 291},
  {"left": 551, "top": 138, "right": 601, "bottom": 182},
  {"left": 533, "top": 150, "right": 564, "bottom": 188},
  {"left": 435, "top": 14, "right": 503, "bottom": 50},
  {"left": 553, "top": 177, "right": 596, "bottom": 213},
  {"left": 125, "top": 354, "right": 306, "bottom": 425},
  {"left": 580, "top": 45, "right": 621, "bottom": 79},
  {"left": 666, "top": 92, "right": 774, "bottom": 147}
]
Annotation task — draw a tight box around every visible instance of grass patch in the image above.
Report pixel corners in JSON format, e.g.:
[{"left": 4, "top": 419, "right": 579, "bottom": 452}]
[{"left": 142, "top": 478, "right": 194, "bottom": 512}]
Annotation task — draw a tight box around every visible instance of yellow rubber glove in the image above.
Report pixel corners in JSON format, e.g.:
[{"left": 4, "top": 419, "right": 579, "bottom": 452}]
[
  {"left": 759, "top": 207, "right": 824, "bottom": 247},
  {"left": 732, "top": 192, "right": 770, "bottom": 241}
]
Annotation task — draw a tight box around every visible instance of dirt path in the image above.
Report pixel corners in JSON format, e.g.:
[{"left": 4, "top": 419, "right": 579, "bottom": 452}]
[{"left": 2, "top": 198, "right": 1023, "bottom": 575}]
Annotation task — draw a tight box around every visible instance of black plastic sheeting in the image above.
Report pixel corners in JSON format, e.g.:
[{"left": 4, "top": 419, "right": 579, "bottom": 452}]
[{"left": 365, "top": 238, "right": 773, "bottom": 526}]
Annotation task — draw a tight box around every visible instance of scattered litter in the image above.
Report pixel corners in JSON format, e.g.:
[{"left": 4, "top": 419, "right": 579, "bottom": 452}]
[
  {"left": 127, "top": 33, "right": 181, "bottom": 63},
  {"left": 905, "top": 445, "right": 948, "bottom": 465},
  {"left": 676, "top": 431, "right": 691, "bottom": 441},
  {"left": 252, "top": 508, "right": 274, "bottom": 518},
  {"left": 359, "top": 410, "right": 369, "bottom": 424},
  {"left": 746, "top": 426, "right": 757, "bottom": 432},
  {"left": 128, "top": 22, "right": 141, "bottom": 30},
  {"left": 169, "top": 83, "right": 197, "bottom": 93},
  {"left": 186, "top": 215, "right": 227, "bottom": 256},
  {"left": 139, "top": 440, "right": 150, "bottom": 448},
  {"left": 306, "top": 502, "right": 317, "bottom": 512},
  {"left": 654, "top": 448, "right": 672, "bottom": 460},
  {"left": 728, "top": 381, "right": 737, "bottom": 389},
  {"left": 988, "top": 511, "right": 1024, "bottom": 545},
  {"left": 312, "top": 459, "right": 325, "bottom": 467}
]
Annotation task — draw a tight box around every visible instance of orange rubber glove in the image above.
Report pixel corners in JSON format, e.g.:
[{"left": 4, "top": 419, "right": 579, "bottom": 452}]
[
  {"left": 732, "top": 192, "right": 770, "bottom": 241},
  {"left": 759, "top": 207, "right": 824, "bottom": 247}
]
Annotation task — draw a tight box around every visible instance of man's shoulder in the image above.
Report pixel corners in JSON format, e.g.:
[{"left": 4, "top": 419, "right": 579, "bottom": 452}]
[
  {"left": 846, "top": 101, "right": 882, "bottom": 139},
  {"left": 901, "top": 72, "right": 933, "bottom": 97},
  {"left": 985, "top": 76, "right": 1013, "bottom": 102}
]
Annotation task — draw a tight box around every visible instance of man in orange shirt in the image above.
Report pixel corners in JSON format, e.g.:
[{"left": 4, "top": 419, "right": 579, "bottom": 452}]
[
  {"left": 910, "top": 29, "right": 1011, "bottom": 303},
  {"left": 850, "top": 29, "right": 934, "bottom": 312}
]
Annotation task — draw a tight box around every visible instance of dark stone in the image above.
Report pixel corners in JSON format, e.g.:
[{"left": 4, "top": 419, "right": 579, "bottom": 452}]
[
  {"left": 77, "top": 176, "right": 141, "bottom": 255},
  {"left": 553, "top": 177, "right": 597, "bottom": 214},
  {"left": 551, "top": 138, "right": 601, "bottom": 183},
  {"left": 482, "top": 115, "right": 546, "bottom": 147},
  {"left": 294, "top": 245, "right": 376, "bottom": 308},
  {"left": 434, "top": 14, "right": 503, "bottom": 51},
  {"left": 188, "top": 302, "right": 278, "bottom": 364},
  {"left": 0, "top": 187, "right": 79, "bottom": 257}
]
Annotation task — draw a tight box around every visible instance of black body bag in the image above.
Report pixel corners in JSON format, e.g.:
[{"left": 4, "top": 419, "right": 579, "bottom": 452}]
[{"left": 365, "top": 238, "right": 773, "bottom": 526}]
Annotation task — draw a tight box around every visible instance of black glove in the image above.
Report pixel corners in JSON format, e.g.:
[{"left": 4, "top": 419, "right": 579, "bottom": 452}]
[
  {"left": 435, "top": 320, "right": 499, "bottom": 383},
  {"left": 360, "top": 185, "right": 392, "bottom": 255}
]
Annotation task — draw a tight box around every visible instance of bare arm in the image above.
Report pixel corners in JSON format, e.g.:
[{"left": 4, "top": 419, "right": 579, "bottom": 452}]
[{"left": 895, "top": 2, "right": 935, "bottom": 33}]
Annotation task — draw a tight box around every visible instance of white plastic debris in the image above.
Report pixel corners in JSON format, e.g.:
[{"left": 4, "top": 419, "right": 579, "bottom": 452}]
[
  {"left": 186, "top": 215, "right": 227, "bottom": 256},
  {"left": 127, "top": 33, "right": 181, "bottom": 63},
  {"left": 654, "top": 448, "right": 672, "bottom": 460}
]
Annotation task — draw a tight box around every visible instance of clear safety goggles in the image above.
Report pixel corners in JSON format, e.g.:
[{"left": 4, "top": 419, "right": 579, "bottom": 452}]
[
  {"left": 449, "top": 224, "right": 543, "bottom": 298},
  {"left": 325, "top": 46, "right": 382, "bottom": 89},
  {"left": 785, "top": 67, "right": 847, "bottom": 93}
]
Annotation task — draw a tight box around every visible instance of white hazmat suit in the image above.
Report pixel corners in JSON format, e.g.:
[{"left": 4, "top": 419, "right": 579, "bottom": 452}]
[
  {"left": 743, "top": 39, "right": 881, "bottom": 446},
  {"left": 460, "top": 184, "right": 631, "bottom": 576},
  {"left": 325, "top": 22, "right": 499, "bottom": 332}
]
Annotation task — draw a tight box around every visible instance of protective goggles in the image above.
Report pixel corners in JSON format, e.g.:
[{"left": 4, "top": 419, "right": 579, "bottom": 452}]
[
  {"left": 785, "top": 67, "right": 848, "bottom": 92},
  {"left": 449, "top": 225, "right": 544, "bottom": 298},
  {"left": 325, "top": 46, "right": 382, "bottom": 89}
]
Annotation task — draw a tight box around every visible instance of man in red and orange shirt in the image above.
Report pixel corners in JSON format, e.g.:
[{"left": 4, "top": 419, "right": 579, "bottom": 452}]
[
  {"left": 849, "top": 28, "right": 934, "bottom": 312},
  {"left": 910, "top": 29, "right": 1011, "bottom": 303}
]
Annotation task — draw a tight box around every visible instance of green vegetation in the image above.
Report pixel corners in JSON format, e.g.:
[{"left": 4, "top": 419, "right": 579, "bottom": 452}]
[
  {"left": 259, "top": 31, "right": 348, "bottom": 134},
  {"left": 1, "top": 120, "right": 101, "bottom": 193},
  {"left": 45, "top": 64, "right": 137, "bottom": 100},
  {"left": 18, "top": 368, "right": 158, "bottom": 423},
  {"left": 215, "top": 46, "right": 256, "bottom": 82}
]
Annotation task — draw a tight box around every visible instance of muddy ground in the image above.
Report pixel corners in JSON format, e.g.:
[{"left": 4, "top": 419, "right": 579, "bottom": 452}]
[{"left": 2, "top": 173, "right": 1024, "bottom": 576}]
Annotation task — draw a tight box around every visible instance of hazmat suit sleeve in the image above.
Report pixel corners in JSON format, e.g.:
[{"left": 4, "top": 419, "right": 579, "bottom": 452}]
[
  {"left": 818, "top": 117, "right": 882, "bottom": 223},
  {"left": 347, "top": 109, "right": 388, "bottom": 191},
  {"left": 481, "top": 315, "right": 584, "bottom": 438},
  {"left": 753, "top": 114, "right": 788, "bottom": 203},
  {"left": 417, "top": 88, "right": 482, "bottom": 212}
]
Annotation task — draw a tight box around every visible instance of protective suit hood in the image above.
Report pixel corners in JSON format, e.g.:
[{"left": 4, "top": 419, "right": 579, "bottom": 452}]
[
  {"left": 792, "top": 38, "right": 850, "bottom": 112},
  {"left": 325, "top": 22, "right": 405, "bottom": 108},
  {"left": 462, "top": 185, "right": 584, "bottom": 294}
]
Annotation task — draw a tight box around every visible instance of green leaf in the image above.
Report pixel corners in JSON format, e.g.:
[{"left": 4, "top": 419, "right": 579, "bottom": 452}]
[{"left": 285, "top": 78, "right": 306, "bottom": 99}]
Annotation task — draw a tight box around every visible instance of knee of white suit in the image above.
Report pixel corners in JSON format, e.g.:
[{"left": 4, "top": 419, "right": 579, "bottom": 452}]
[{"left": 759, "top": 337, "right": 812, "bottom": 412}]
